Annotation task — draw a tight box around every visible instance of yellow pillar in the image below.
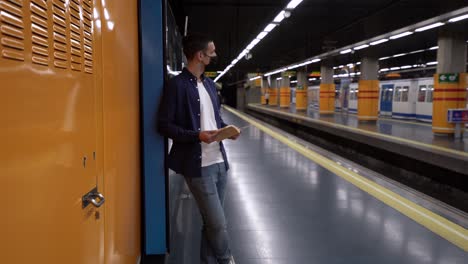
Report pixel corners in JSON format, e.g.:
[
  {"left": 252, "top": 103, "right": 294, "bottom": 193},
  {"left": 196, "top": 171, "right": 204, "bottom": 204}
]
[
  {"left": 319, "top": 83, "right": 335, "bottom": 114},
  {"left": 269, "top": 87, "right": 278, "bottom": 106},
  {"left": 296, "top": 89, "right": 307, "bottom": 110},
  {"left": 432, "top": 73, "right": 467, "bottom": 133},
  {"left": 357, "top": 80, "right": 380, "bottom": 121}
]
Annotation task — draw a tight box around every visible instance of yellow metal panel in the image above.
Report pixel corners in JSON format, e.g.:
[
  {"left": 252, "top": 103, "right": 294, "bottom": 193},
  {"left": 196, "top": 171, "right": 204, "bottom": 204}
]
[
  {"left": 357, "top": 80, "right": 379, "bottom": 121},
  {"left": 295, "top": 90, "right": 307, "bottom": 110},
  {"left": 432, "top": 73, "right": 466, "bottom": 133},
  {"left": 279, "top": 87, "right": 291, "bottom": 108},
  {"left": 1, "top": 0, "right": 103, "bottom": 262},
  {"left": 98, "top": 0, "right": 141, "bottom": 263},
  {"left": 319, "top": 83, "right": 335, "bottom": 114},
  {"left": 269, "top": 88, "right": 278, "bottom": 106}
]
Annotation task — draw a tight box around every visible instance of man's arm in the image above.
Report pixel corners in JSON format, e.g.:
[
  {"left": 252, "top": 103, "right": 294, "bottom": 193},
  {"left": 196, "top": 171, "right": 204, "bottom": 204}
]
[{"left": 158, "top": 79, "right": 200, "bottom": 142}]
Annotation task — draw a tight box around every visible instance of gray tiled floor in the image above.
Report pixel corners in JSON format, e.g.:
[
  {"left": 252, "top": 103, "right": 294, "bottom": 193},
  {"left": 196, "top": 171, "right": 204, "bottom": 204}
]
[{"left": 166, "top": 109, "right": 468, "bottom": 264}]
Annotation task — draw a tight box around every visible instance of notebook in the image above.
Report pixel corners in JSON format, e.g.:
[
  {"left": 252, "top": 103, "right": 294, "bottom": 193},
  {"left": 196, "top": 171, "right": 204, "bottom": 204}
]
[{"left": 214, "top": 125, "right": 241, "bottom": 142}]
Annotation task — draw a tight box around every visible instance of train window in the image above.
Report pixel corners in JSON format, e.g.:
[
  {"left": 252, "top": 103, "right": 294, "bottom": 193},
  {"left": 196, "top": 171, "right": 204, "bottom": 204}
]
[
  {"left": 401, "top": 86, "right": 409, "bottom": 102},
  {"left": 386, "top": 89, "right": 393, "bottom": 102},
  {"left": 426, "top": 85, "right": 434, "bottom": 103},
  {"left": 394, "top": 86, "right": 401, "bottom": 102},
  {"left": 418, "top": 85, "right": 427, "bottom": 102}
]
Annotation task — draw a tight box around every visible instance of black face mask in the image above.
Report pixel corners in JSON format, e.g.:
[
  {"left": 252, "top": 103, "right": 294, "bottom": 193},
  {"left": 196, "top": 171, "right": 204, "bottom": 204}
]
[
  {"left": 203, "top": 52, "right": 218, "bottom": 65},
  {"left": 209, "top": 55, "right": 218, "bottom": 65}
]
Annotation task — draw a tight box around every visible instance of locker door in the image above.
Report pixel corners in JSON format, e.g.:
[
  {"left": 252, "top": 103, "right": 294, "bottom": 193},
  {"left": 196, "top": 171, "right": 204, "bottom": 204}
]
[{"left": 0, "top": 0, "right": 104, "bottom": 263}]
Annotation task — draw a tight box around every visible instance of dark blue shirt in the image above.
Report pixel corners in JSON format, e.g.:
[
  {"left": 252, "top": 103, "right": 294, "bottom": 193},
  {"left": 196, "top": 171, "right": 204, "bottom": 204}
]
[{"left": 158, "top": 68, "right": 229, "bottom": 177}]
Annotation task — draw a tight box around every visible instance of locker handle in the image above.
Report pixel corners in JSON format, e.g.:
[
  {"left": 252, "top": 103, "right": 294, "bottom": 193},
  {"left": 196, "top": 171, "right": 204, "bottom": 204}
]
[{"left": 82, "top": 188, "right": 106, "bottom": 208}]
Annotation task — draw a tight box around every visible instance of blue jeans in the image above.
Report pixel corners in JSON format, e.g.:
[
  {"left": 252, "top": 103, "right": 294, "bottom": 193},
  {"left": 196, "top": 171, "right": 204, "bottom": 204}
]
[{"left": 185, "top": 162, "right": 232, "bottom": 264}]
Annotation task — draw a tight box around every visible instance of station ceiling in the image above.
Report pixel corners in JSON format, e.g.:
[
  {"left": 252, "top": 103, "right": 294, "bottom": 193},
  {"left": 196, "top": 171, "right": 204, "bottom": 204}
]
[{"left": 168, "top": 0, "right": 468, "bottom": 79}]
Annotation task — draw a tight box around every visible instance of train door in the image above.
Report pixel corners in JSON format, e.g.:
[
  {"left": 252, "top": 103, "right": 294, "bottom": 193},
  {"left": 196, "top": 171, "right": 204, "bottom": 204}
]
[
  {"left": 380, "top": 83, "right": 394, "bottom": 116},
  {"left": 348, "top": 83, "right": 358, "bottom": 113},
  {"left": 415, "top": 78, "right": 434, "bottom": 122},
  {"left": 0, "top": 1, "right": 104, "bottom": 263},
  {"left": 392, "top": 80, "right": 415, "bottom": 119}
]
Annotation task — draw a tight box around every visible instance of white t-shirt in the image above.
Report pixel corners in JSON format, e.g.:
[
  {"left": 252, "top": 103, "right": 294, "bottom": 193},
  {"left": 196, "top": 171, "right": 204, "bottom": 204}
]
[{"left": 198, "top": 80, "right": 224, "bottom": 167}]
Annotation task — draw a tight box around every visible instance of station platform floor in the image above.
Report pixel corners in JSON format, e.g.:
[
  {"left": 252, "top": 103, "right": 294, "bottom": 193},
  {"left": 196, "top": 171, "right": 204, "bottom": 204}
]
[
  {"left": 165, "top": 107, "right": 468, "bottom": 264},
  {"left": 250, "top": 104, "right": 468, "bottom": 153}
]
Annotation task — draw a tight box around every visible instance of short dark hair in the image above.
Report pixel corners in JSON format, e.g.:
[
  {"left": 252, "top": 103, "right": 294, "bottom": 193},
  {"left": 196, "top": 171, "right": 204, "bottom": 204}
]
[{"left": 183, "top": 33, "right": 213, "bottom": 61}]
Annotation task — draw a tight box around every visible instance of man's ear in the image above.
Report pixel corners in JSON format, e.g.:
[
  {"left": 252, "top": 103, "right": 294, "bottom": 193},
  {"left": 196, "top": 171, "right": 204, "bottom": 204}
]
[{"left": 196, "top": 51, "right": 203, "bottom": 61}]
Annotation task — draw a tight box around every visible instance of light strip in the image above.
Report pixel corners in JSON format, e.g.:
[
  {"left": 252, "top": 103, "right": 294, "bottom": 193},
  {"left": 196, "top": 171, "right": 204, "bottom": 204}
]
[
  {"left": 340, "top": 49, "right": 352, "bottom": 54},
  {"left": 249, "top": 76, "right": 262, "bottom": 81},
  {"left": 215, "top": 0, "right": 307, "bottom": 82},
  {"left": 389, "top": 31, "right": 413, "bottom": 39},
  {"left": 370, "top": 38, "right": 388, "bottom": 46},
  {"left": 354, "top": 44, "right": 369, "bottom": 50},
  {"left": 286, "top": 0, "right": 303, "bottom": 9},
  {"left": 273, "top": 11, "right": 285, "bottom": 23},
  {"left": 449, "top": 14, "right": 468, "bottom": 22},
  {"left": 264, "top": 23, "right": 276, "bottom": 32},
  {"left": 415, "top": 22, "right": 445, "bottom": 32},
  {"left": 393, "top": 53, "right": 407, "bottom": 58},
  {"left": 256, "top": 31, "right": 268, "bottom": 40}
]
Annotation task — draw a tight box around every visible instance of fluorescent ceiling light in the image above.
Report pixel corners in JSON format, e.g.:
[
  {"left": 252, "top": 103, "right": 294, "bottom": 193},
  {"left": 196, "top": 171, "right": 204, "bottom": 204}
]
[
  {"left": 409, "top": 49, "right": 425, "bottom": 54},
  {"left": 356, "top": 62, "right": 361, "bottom": 65},
  {"left": 217, "top": 71, "right": 223, "bottom": 73},
  {"left": 429, "top": 46, "right": 438, "bottom": 50},
  {"left": 274, "top": 11, "right": 285, "bottom": 23},
  {"left": 426, "top": 61, "right": 438, "bottom": 65},
  {"left": 231, "top": 59, "right": 239, "bottom": 64},
  {"left": 449, "top": 14, "right": 468, "bottom": 23},
  {"left": 256, "top": 31, "right": 268, "bottom": 40},
  {"left": 370, "top": 38, "right": 388, "bottom": 46},
  {"left": 276, "top": 77, "right": 283, "bottom": 80},
  {"left": 380, "top": 68, "right": 389, "bottom": 72},
  {"left": 286, "top": 0, "right": 303, "bottom": 9},
  {"left": 287, "top": 65, "right": 300, "bottom": 70},
  {"left": 311, "top": 58, "right": 321, "bottom": 63},
  {"left": 291, "top": 80, "right": 298, "bottom": 83},
  {"left": 415, "top": 22, "right": 444, "bottom": 32},
  {"left": 390, "top": 31, "right": 413, "bottom": 39},
  {"left": 249, "top": 76, "right": 262, "bottom": 81},
  {"left": 379, "top": 56, "right": 390, "bottom": 60},
  {"left": 340, "top": 49, "right": 352, "bottom": 54},
  {"left": 393, "top": 53, "right": 407, "bottom": 58},
  {"left": 354, "top": 44, "right": 369, "bottom": 50},
  {"left": 247, "top": 38, "right": 261, "bottom": 50},
  {"left": 264, "top": 23, "right": 277, "bottom": 32},
  {"left": 390, "top": 67, "right": 401, "bottom": 70},
  {"left": 333, "top": 67, "right": 338, "bottom": 69},
  {"left": 400, "top": 65, "right": 412, "bottom": 69}
]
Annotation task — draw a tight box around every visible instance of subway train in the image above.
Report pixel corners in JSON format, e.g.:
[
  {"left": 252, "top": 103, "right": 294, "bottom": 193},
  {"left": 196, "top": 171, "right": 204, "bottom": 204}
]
[{"left": 307, "top": 76, "right": 468, "bottom": 123}]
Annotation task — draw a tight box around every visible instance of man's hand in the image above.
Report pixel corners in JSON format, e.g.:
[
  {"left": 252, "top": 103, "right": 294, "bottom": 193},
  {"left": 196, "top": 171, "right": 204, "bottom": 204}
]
[{"left": 199, "top": 130, "right": 219, "bottom": 144}]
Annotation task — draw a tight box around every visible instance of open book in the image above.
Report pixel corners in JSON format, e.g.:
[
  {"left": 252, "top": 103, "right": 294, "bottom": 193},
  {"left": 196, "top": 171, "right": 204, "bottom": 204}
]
[{"left": 214, "top": 125, "right": 241, "bottom": 142}]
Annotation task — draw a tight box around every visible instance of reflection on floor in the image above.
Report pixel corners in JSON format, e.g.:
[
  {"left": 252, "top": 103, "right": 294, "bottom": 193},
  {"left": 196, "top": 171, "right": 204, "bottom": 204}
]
[{"left": 166, "top": 109, "right": 468, "bottom": 264}]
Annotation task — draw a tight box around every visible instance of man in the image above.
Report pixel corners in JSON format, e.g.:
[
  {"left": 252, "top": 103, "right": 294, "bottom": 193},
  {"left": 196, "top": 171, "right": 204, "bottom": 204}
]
[{"left": 158, "top": 34, "right": 238, "bottom": 264}]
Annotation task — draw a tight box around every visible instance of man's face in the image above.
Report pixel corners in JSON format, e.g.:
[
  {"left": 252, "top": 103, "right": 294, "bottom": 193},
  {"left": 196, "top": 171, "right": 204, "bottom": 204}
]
[{"left": 201, "top": 42, "right": 217, "bottom": 66}]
